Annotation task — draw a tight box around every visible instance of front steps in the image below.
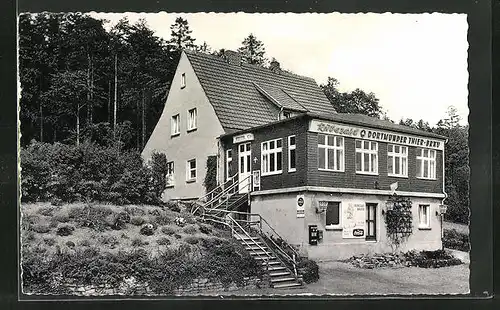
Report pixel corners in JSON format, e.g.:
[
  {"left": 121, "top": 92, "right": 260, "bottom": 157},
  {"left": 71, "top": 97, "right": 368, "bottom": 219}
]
[{"left": 235, "top": 234, "right": 303, "bottom": 289}]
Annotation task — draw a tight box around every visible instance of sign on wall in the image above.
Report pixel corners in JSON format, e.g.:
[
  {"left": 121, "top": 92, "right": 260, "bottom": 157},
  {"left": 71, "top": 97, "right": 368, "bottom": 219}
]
[
  {"left": 296, "top": 194, "right": 305, "bottom": 218},
  {"left": 309, "top": 119, "right": 444, "bottom": 151},
  {"left": 252, "top": 170, "right": 261, "bottom": 191},
  {"left": 342, "top": 203, "right": 366, "bottom": 238},
  {"left": 233, "top": 133, "right": 254, "bottom": 144}
]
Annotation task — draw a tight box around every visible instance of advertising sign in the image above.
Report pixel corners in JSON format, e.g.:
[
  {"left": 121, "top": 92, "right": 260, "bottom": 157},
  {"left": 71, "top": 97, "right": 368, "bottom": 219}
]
[
  {"left": 233, "top": 133, "right": 254, "bottom": 144},
  {"left": 342, "top": 203, "right": 366, "bottom": 238},
  {"left": 296, "top": 194, "right": 305, "bottom": 218},
  {"left": 252, "top": 170, "right": 261, "bottom": 191},
  {"left": 309, "top": 119, "right": 444, "bottom": 151}
]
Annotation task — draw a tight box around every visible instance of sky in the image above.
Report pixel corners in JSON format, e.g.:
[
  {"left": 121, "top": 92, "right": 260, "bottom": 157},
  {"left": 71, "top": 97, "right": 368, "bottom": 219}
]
[{"left": 90, "top": 12, "right": 469, "bottom": 126}]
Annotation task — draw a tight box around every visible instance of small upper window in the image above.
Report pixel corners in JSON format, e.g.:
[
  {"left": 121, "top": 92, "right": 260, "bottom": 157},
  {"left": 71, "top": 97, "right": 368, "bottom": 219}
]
[
  {"left": 186, "top": 159, "right": 196, "bottom": 182},
  {"left": 181, "top": 73, "right": 186, "bottom": 88},
  {"left": 188, "top": 108, "right": 197, "bottom": 131},
  {"left": 171, "top": 114, "right": 180, "bottom": 136}
]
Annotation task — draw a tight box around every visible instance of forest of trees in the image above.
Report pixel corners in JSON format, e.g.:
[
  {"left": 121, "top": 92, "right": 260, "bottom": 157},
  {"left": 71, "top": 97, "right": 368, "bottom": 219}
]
[{"left": 18, "top": 13, "right": 469, "bottom": 223}]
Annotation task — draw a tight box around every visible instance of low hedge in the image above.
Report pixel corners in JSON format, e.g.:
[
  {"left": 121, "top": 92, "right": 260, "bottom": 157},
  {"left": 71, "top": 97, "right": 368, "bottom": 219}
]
[
  {"left": 443, "top": 229, "right": 470, "bottom": 252},
  {"left": 22, "top": 239, "right": 263, "bottom": 295},
  {"left": 297, "top": 258, "right": 319, "bottom": 284}
]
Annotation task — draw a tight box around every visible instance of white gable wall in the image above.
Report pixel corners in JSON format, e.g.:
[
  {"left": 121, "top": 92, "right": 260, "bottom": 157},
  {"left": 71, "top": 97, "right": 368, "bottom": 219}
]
[{"left": 142, "top": 52, "right": 225, "bottom": 200}]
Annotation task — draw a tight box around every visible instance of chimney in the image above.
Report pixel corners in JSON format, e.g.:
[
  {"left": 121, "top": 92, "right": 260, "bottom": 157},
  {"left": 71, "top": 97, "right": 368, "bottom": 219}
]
[
  {"left": 224, "top": 50, "right": 242, "bottom": 66},
  {"left": 269, "top": 58, "right": 281, "bottom": 73}
]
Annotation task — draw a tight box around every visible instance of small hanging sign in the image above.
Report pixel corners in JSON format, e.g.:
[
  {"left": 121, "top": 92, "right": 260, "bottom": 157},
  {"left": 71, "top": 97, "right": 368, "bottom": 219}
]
[{"left": 296, "top": 194, "right": 305, "bottom": 218}]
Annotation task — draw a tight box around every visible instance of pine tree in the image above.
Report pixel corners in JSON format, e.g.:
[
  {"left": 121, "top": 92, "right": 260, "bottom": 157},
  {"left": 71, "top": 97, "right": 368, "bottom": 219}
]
[
  {"left": 237, "top": 33, "right": 267, "bottom": 66},
  {"left": 168, "top": 17, "right": 196, "bottom": 51}
]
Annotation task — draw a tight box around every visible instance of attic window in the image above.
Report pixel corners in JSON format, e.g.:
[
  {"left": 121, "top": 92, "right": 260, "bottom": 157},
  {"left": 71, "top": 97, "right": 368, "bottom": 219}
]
[
  {"left": 283, "top": 111, "right": 291, "bottom": 119},
  {"left": 181, "top": 73, "right": 186, "bottom": 88}
]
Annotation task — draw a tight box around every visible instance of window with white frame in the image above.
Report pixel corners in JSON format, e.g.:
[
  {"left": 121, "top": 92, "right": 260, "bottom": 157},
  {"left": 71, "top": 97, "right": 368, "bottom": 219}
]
[
  {"left": 186, "top": 159, "right": 196, "bottom": 182},
  {"left": 416, "top": 148, "right": 436, "bottom": 179},
  {"left": 226, "top": 149, "right": 233, "bottom": 180},
  {"left": 387, "top": 144, "right": 408, "bottom": 177},
  {"left": 288, "top": 135, "right": 296, "bottom": 172},
  {"left": 318, "top": 134, "right": 344, "bottom": 171},
  {"left": 419, "top": 204, "right": 431, "bottom": 228},
  {"left": 187, "top": 108, "right": 197, "bottom": 131},
  {"left": 181, "top": 73, "right": 186, "bottom": 88},
  {"left": 166, "top": 161, "right": 175, "bottom": 187},
  {"left": 325, "top": 201, "right": 341, "bottom": 229},
  {"left": 171, "top": 114, "right": 180, "bottom": 136},
  {"left": 355, "top": 140, "right": 378, "bottom": 174},
  {"left": 261, "top": 138, "right": 282, "bottom": 176}
]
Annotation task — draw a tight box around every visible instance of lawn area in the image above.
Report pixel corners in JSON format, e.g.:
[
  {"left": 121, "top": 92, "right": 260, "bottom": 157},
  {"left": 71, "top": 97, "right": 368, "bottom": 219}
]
[{"left": 210, "top": 260, "right": 469, "bottom": 296}]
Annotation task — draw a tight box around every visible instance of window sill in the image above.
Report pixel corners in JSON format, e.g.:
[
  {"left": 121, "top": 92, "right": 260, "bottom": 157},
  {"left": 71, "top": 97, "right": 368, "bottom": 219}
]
[
  {"left": 318, "top": 168, "right": 344, "bottom": 173},
  {"left": 288, "top": 169, "right": 296, "bottom": 173},
  {"left": 171, "top": 133, "right": 180, "bottom": 138},
  {"left": 325, "top": 226, "right": 342, "bottom": 231},
  {"left": 261, "top": 171, "right": 283, "bottom": 177},
  {"left": 365, "top": 239, "right": 377, "bottom": 242},
  {"left": 416, "top": 176, "right": 437, "bottom": 181},
  {"left": 418, "top": 226, "right": 432, "bottom": 230},
  {"left": 187, "top": 127, "right": 197, "bottom": 133},
  {"left": 181, "top": 85, "right": 186, "bottom": 89},
  {"left": 186, "top": 179, "right": 196, "bottom": 184},
  {"left": 165, "top": 184, "right": 175, "bottom": 189},
  {"left": 355, "top": 171, "right": 378, "bottom": 176},
  {"left": 387, "top": 174, "right": 408, "bottom": 178}
]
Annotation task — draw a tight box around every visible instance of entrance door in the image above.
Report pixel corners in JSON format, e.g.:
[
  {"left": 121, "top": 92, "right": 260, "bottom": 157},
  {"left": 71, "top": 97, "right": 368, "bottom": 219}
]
[{"left": 238, "top": 142, "right": 252, "bottom": 193}]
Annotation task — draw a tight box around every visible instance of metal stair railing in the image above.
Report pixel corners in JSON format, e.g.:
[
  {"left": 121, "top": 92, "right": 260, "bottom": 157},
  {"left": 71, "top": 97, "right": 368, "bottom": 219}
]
[
  {"left": 201, "top": 174, "right": 252, "bottom": 214},
  {"left": 209, "top": 209, "right": 300, "bottom": 282},
  {"left": 190, "top": 173, "right": 239, "bottom": 214}
]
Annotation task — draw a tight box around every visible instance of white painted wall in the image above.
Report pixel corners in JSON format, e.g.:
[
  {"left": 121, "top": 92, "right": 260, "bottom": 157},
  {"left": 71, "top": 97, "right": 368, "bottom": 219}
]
[{"left": 142, "top": 52, "right": 225, "bottom": 200}]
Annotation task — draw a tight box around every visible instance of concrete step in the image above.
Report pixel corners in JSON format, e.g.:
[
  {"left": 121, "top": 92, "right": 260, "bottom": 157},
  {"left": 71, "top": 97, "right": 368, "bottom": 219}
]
[
  {"left": 245, "top": 246, "right": 269, "bottom": 251},
  {"left": 260, "top": 260, "right": 281, "bottom": 266},
  {"left": 254, "top": 256, "right": 276, "bottom": 261},
  {"left": 266, "top": 266, "right": 286, "bottom": 271},
  {"left": 270, "top": 276, "right": 297, "bottom": 283},
  {"left": 269, "top": 271, "right": 291, "bottom": 277},
  {"left": 272, "top": 282, "right": 303, "bottom": 289},
  {"left": 249, "top": 251, "right": 272, "bottom": 256}
]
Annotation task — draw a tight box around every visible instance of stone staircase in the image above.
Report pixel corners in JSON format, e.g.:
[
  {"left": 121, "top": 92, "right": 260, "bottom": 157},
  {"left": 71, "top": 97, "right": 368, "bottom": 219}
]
[{"left": 234, "top": 234, "right": 303, "bottom": 289}]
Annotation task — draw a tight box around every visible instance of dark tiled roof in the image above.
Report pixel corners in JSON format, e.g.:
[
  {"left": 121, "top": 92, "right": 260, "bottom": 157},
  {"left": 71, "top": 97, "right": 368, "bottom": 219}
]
[
  {"left": 253, "top": 83, "right": 307, "bottom": 112},
  {"left": 185, "top": 51, "right": 336, "bottom": 131}
]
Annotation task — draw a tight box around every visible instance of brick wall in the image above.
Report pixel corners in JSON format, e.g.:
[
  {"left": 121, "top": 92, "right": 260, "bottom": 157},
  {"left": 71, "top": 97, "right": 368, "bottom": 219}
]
[{"left": 306, "top": 132, "right": 443, "bottom": 193}]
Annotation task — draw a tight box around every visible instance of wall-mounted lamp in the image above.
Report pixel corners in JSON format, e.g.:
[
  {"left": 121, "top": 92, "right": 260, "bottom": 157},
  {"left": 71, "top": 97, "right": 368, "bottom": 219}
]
[
  {"left": 438, "top": 204, "right": 448, "bottom": 215},
  {"left": 316, "top": 201, "right": 328, "bottom": 213}
]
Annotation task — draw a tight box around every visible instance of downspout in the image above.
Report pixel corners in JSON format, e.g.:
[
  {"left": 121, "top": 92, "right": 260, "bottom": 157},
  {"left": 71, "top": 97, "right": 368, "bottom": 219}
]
[{"left": 441, "top": 138, "right": 449, "bottom": 249}]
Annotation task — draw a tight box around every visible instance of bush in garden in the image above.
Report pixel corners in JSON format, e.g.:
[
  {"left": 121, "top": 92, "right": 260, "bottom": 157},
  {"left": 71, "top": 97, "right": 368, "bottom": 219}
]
[
  {"left": 184, "top": 236, "right": 200, "bottom": 245},
  {"left": 139, "top": 224, "right": 155, "bottom": 236},
  {"left": 404, "top": 249, "right": 463, "bottom": 268},
  {"left": 32, "top": 223, "right": 51, "bottom": 234},
  {"left": 297, "top": 258, "right": 319, "bottom": 284},
  {"left": 182, "top": 224, "right": 197, "bottom": 235},
  {"left": 130, "top": 216, "right": 146, "bottom": 226},
  {"left": 156, "top": 237, "right": 171, "bottom": 246},
  {"left": 56, "top": 224, "right": 75, "bottom": 236},
  {"left": 443, "top": 229, "right": 470, "bottom": 252},
  {"left": 161, "top": 225, "right": 177, "bottom": 236},
  {"left": 20, "top": 140, "right": 168, "bottom": 205}
]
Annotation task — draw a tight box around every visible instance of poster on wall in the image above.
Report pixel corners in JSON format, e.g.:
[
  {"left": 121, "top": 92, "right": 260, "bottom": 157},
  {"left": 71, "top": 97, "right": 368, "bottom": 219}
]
[
  {"left": 252, "top": 170, "right": 261, "bottom": 191},
  {"left": 296, "top": 194, "right": 305, "bottom": 218},
  {"left": 342, "top": 203, "right": 366, "bottom": 238}
]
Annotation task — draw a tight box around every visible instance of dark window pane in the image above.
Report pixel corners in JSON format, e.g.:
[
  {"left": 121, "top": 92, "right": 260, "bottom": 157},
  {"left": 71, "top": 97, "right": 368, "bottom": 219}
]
[
  {"left": 290, "top": 149, "right": 296, "bottom": 169},
  {"left": 356, "top": 140, "right": 361, "bottom": 148},
  {"left": 277, "top": 139, "right": 282, "bottom": 148},
  {"left": 327, "top": 135, "right": 335, "bottom": 146},
  {"left": 270, "top": 141, "right": 275, "bottom": 149},
  {"left": 388, "top": 156, "right": 393, "bottom": 173},
  {"left": 364, "top": 153, "right": 370, "bottom": 171},
  {"left": 328, "top": 149, "right": 335, "bottom": 170},
  {"left": 270, "top": 153, "right": 275, "bottom": 171},
  {"left": 318, "top": 134, "right": 325, "bottom": 145},
  {"left": 319, "top": 148, "right": 326, "bottom": 169},
  {"left": 277, "top": 151, "right": 282, "bottom": 171},
  {"left": 289, "top": 136, "right": 296, "bottom": 146},
  {"left": 356, "top": 152, "right": 361, "bottom": 171},
  {"left": 247, "top": 155, "right": 251, "bottom": 172},
  {"left": 326, "top": 202, "right": 340, "bottom": 225}
]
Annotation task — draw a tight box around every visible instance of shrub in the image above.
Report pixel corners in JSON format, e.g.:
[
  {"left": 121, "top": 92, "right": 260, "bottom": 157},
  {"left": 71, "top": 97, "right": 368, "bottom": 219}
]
[
  {"left": 184, "top": 236, "right": 200, "bottom": 245},
  {"left": 53, "top": 213, "right": 70, "bottom": 223},
  {"left": 174, "top": 217, "right": 186, "bottom": 227},
  {"left": 23, "top": 231, "right": 36, "bottom": 242},
  {"left": 182, "top": 224, "right": 197, "bottom": 235},
  {"left": 32, "top": 223, "right": 50, "bottom": 234},
  {"left": 174, "top": 233, "right": 182, "bottom": 239},
  {"left": 124, "top": 206, "right": 145, "bottom": 216},
  {"left": 50, "top": 198, "right": 63, "bottom": 206},
  {"left": 66, "top": 241, "right": 76, "bottom": 248},
  {"left": 22, "top": 214, "right": 40, "bottom": 231},
  {"left": 130, "top": 216, "right": 146, "bottom": 226},
  {"left": 200, "top": 237, "right": 222, "bottom": 248},
  {"left": 148, "top": 152, "right": 169, "bottom": 199},
  {"left": 161, "top": 225, "right": 177, "bottom": 236},
  {"left": 298, "top": 258, "right": 319, "bottom": 284},
  {"left": 443, "top": 229, "right": 470, "bottom": 252},
  {"left": 140, "top": 224, "right": 155, "bottom": 236},
  {"left": 131, "top": 238, "right": 149, "bottom": 247},
  {"left": 156, "top": 237, "right": 171, "bottom": 246},
  {"left": 68, "top": 205, "right": 113, "bottom": 231},
  {"left": 404, "top": 249, "right": 463, "bottom": 268},
  {"left": 43, "top": 238, "right": 56, "bottom": 246},
  {"left": 165, "top": 201, "right": 180, "bottom": 213},
  {"left": 56, "top": 225, "right": 75, "bottom": 236},
  {"left": 154, "top": 212, "right": 172, "bottom": 226}
]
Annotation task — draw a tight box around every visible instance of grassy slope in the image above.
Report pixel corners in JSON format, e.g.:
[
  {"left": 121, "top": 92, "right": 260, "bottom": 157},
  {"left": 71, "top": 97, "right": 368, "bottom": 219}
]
[{"left": 21, "top": 202, "right": 232, "bottom": 259}]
